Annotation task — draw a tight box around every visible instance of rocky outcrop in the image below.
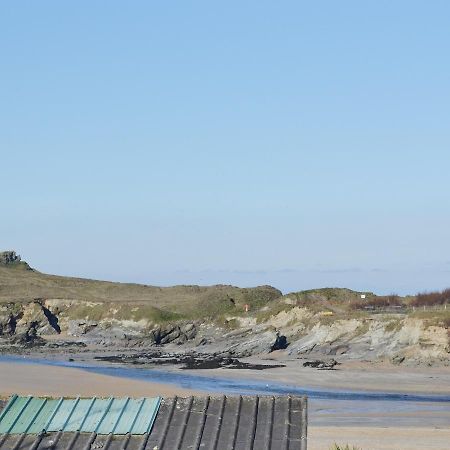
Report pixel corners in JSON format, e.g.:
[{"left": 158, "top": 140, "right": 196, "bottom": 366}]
[
  {"left": 0, "top": 251, "right": 31, "bottom": 270},
  {"left": 0, "top": 301, "right": 61, "bottom": 339},
  {"left": 216, "top": 329, "right": 282, "bottom": 357},
  {"left": 15, "top": 301, "right": 60, "bottom": 336},
  {"left": 303, "top": 359, "right": 339, "bottom": 370},
  {"left": 0, "top": 251, "right": 21, "bottom": 265},
  {"left": 283, "top": 316, "right": 450, "bottom": 365},
  {"left": 0, "top": 298, "right": 448, "bottom": 366},
  {"left": 94, "top": 351, "right": 285, "bottom": 370},
  {"left": 271, "top": 332, "right": 288, "bottom": 351},
  {"left": 288, "top": 319, "right": 362, "bottom": 356},
  {"left": 11, "top": 323, "right": 46, "bottom": 347},
  {"left": 0, "top": 308, "right": 21, "bottom": 335},
  {"left": 149, "top": 323, "right": 197, "bottom": 345},
  {"left": 68, "top": 320, "right": 99, "bottom": 336}
]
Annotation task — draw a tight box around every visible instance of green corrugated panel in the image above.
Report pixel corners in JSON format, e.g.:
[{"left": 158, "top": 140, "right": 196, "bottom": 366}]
[
  {"left": 63, "top": 398, "right": 94, "bottom": 431},
  {"left": 0, "top": 396, "right": 32, "bottom": 434},
  {"left": 27, "top": 398, "right": 60, "bottom": 434},
  {"left": 95, "top": 397, "right": 129, "bottom": 434},
  {"left": 130, "top": 397, "right": 161, "bottom": 434},
  {"left": 81, "top": 397, "right": 112, "bottom": 432},
  {"left": 10, "top": 398, "right": 47, "bottom": 434},
  {"left": 0, "top": 395, "right": 161, "bottom": 435},
  {"left": 107, "top": 398, "right": 146, "bottom": 435},
  {"left": 46, "top": 397, "right": 78, "bottom": 431},
  {"left": 0, "top": 394, "right": 18, "bottom": 424}
]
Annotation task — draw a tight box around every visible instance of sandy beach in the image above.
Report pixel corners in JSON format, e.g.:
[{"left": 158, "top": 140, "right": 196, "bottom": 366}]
[
  {"left": 0, "top": 361, "right": 200, "bottom": 398},
  {"left": 2, "top": 361, "right": 450, "bottom": 449},
  {"left": 308, "top": 426, "right": 450, "bottom": 450}
]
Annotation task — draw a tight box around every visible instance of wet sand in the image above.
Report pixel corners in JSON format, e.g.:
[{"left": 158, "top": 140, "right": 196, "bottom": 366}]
[
  {"left": 181, "top": 356, "right": 450, "bottom": 395},
  {"left": 0, "top": 361, "right": 199, "bottom": 398}
]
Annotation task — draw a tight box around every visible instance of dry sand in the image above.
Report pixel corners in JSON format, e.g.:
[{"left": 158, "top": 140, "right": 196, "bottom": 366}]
[{"left": 309, "top": 426, "right": 450, "bottom": 450}]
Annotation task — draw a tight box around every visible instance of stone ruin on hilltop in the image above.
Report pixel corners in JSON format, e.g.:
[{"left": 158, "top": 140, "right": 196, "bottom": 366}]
[
  {"left": 0, "top": 251, "right": 31, "bottom": 269},
  {"left": 0, "top": 251, "right": 21, "bottom": 265}
]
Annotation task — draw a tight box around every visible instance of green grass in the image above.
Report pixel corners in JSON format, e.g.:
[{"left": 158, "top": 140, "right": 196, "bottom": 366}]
[
  {"left": 291, "top": 287, "right": 373, "bottom": 304},
  {"left": 113, "top": 304, "right": 183, "bottom": 323},
  {"left": 1, "top": 261, "right": 31, "bottom": 270},
  {"left": 0, "top": 264, "right": 281, "bottom": 321},
  {"left": 66, "top": 303, "right": 107, "bottom": 321},
  {"left": 409, "top": 309, "right": 450, "bottom": 326},
  {"left": 2, "top": 257, "right": 450, "bottom": 331},
  {"left": 63, "top": 303, "right": 183, "bottom": 323},
  {"left": 384, "top": 318, "right": 404, "bottom": 332}
]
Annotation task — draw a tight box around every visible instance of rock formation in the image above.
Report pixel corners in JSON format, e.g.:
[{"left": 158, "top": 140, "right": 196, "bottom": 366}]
[
  {"left": 0, "top": 251, "right": 32, "bottom": 269},
  {"left": 0, "top": 251, "right": 21, "bottom": 265}
]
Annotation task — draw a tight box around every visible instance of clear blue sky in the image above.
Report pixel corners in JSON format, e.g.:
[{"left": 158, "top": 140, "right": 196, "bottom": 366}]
[{"left": 1, "top": 2, "right": 449, "bottom": 294}]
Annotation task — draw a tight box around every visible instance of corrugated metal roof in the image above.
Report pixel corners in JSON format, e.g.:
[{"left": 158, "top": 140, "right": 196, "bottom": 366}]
[
  {"left": 0, "top": 395, "right": 308, "bottom": 449},
  {"left": 0, "top": 395, "right": 160, "bottom": 435}
]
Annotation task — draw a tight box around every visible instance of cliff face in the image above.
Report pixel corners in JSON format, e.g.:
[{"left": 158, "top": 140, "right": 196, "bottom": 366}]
[
  {"left": 268, "top": 307, "right": 450, "bottom": 365},
  {"left": 0, "top": 252, "right": 448, "bottom": 366},
  {"left": 0, "top": 299, "right": 448, "bottom": 366},
  {"left": 0, "top": 299, "right": 200, "bottom": 347}
]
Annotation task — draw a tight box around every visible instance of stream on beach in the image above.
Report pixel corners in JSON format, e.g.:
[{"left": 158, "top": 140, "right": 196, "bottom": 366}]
[{"left": 1, "top": 355, "right": 450, "bottom": 428}]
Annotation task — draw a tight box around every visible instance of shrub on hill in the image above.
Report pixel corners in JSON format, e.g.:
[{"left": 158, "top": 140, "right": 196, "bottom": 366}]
[
  {"left": 350, "top": 294, "right": 404, "bottom": 310},
  {"left": 411, "top": 288, "right": 450, "bottom": 307}
]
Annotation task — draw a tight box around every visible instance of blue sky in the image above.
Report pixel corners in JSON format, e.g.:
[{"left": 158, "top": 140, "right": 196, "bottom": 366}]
[{"left": 1, "top": 2, "right": 449, "bottom": 294}]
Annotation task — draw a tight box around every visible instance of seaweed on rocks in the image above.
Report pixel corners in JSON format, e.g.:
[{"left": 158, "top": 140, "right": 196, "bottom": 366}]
[{"left": 94, "top": 351, "right": 285, "bottom": 370}]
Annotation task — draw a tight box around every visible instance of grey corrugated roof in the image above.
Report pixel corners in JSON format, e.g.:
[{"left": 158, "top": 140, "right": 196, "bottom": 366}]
[{"left": 0, "top": 395, "right": 307, "bottom": 450}]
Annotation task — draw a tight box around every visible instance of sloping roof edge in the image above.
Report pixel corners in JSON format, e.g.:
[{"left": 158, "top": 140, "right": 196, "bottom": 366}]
[{"left": 0, "top": 395, "right": 161, "bottom": 435}]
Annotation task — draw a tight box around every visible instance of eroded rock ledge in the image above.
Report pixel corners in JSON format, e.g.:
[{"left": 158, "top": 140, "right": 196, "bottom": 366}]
[{"left": 0, "top": 298, "right": 449, "bottom": 367}]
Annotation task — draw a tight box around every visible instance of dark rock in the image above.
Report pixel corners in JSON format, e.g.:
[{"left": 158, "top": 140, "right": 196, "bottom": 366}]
[
  {"left": 0, "top": 251, "right": 32, "bottom": 270},
  {"left": 94, "top": 351, "right": 285, "bottom": 371},
  {"left": 391, "top": 354, "right": 406, "bottom": 365},
  {"left": 0, "top": 251, "right": 21, "bottom": 265},
  {"left": 46, "top": 341, "right": 87, "bottom": 349},
  {"left": 270, "top": 332, "right": 289, "bottom": 352},
  {"left": 40, "top": 303, "right": 61, "bottom": 333},
  {"left": 0, "top": 312, "right": 21, "bottom": 336},
  {"left": 11, "top": 323, "right": 46, "bottom": 347},
  {"left": 303, "top": 359, "right": 339, "bottom": 370}
]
